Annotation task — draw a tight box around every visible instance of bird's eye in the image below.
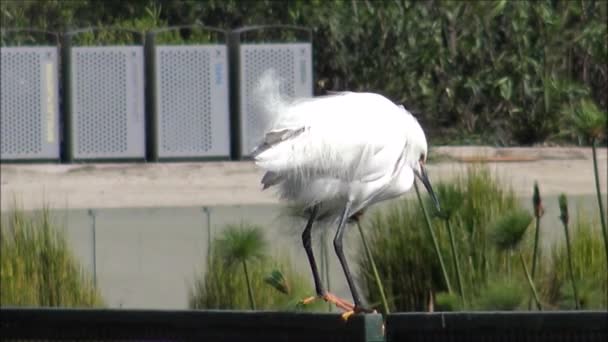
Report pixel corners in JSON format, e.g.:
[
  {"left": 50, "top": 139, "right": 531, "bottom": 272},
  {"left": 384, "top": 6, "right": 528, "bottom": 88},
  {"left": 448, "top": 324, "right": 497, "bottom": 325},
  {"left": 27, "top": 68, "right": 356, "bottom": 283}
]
[{"left": 419, "top": 154, "right": 425, "bottom": 163}]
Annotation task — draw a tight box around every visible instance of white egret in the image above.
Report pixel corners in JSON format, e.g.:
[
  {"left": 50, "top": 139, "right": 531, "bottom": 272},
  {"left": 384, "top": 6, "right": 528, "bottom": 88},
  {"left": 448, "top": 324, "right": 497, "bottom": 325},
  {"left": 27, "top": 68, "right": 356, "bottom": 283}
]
[{"left": 252, "top": 70, "right": 440, "bottom": 316}]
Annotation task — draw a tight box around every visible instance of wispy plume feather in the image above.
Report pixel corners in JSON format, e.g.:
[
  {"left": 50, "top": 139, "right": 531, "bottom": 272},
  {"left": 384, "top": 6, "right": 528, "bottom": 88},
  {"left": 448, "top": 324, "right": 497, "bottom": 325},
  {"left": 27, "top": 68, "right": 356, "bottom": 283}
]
[{"left": 252, "top": 69, "right": 290, "bottom": 142}]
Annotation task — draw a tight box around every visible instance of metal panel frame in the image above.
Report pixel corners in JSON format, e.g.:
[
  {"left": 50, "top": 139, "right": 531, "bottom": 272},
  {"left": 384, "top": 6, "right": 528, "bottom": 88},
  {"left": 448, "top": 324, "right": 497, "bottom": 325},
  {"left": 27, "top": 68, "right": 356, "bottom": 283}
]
[
  {"left": 63, "top": 28, "right": 145, "bottom": 162},
  {"left": 229, "top": 25, "right": 313, "bottom": 160},
  {"left": 1, "top": 30, "right": 60, "bottom": 162},
  {"left": 146, "top": 26, "right": 230, "bottom": 161}
]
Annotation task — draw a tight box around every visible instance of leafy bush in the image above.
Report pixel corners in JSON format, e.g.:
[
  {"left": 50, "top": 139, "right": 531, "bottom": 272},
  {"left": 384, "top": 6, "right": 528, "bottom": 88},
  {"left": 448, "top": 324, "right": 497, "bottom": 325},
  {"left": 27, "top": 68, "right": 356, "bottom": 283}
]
[
  {"left": 358, "top": 167, "right": 521, "bottom": 311},
  {"left": 490, "top": 209, "right": 532, "bottom": 251},
  {"left": 474, "top": 279, "right": 525, "bottom": 311},
  {"left": 188, "top": 224, "right": 321, "bottom": 311},
  {"left": 358, "top": 200, "right": 437, "bottom": 311},
  {"left": 0, "top": 207, "right": 103, "bottom": 307},
  {"left": 435, "top": 292, "right": 461, "bottom": 312},
  {"left": 359, "top": 167, "right": 607, "bottom": 312}
]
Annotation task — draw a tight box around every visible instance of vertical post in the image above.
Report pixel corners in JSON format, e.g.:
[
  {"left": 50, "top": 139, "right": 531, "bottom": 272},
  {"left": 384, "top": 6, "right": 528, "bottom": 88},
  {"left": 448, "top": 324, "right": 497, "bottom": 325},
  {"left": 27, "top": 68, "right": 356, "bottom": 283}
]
[
  {"left": 62, "top": 32, "right": 74, "bottom": 162},
  {"left": 591, "top": 140, "right": 608, "bottom": 305},
  {"left": 228, "top": 30, "right": 242, "bottom": 160},
  {"left": 145, "top": 30, "right": 158, "bottom": 161},
  {"left": 88, "top": 209, "right": 97, "bottom": 287}
]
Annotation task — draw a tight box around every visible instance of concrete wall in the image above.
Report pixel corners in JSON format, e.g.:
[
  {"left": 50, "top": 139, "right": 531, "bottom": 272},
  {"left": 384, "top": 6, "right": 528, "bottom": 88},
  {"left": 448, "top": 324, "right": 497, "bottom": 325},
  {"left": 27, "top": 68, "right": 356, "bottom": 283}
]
[{"left": 25, "top": 193, "right": 602, "bottom": 310}]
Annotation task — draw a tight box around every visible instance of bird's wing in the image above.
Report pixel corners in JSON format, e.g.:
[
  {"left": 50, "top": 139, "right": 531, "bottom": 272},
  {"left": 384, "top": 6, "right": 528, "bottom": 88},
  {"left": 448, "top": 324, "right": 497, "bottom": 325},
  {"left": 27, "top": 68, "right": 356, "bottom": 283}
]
[
  {"left": 253, "top": 92, "right": 410, "bottom": 183},
  {"left": 251, "top": 127, "right": 306, "bottom": 157}
]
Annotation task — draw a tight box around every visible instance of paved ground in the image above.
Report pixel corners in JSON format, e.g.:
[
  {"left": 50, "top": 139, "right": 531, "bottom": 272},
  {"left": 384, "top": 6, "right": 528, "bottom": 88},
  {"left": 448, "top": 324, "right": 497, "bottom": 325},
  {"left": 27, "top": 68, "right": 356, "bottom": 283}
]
[
  {"left": 1, "top": 146, "right": 606, "bottom": 309},
  {"left": 1, "top": 146, "right": 606, "bottom": 211}
]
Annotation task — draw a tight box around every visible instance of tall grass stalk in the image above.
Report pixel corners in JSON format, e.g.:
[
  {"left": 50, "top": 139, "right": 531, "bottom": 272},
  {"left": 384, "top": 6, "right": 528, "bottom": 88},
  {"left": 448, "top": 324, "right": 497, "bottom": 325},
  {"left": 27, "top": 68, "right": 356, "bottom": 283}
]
[
  {"left": 202, "top": 207, "right": 212, "bottom": 269},
  {"left": 433, "top": 182, "right": 467, "bottom": 308},
  {"left": 242, "top": 261, "right": 256, "bottom": 310},
  {"left": 520, "top": 253, "right": 542, "bottom": 310},
  {"left": 356, "top": 221, "right": 389, "bottom": 315},
  {"left": 592, "top": 140, "right": 608, "bottom": 291},
  {"left": 1, "top": 206, "right": 103, "bottom": 307},
  {"left": 547, "top": 209, "right": 607, "bottom": 309},
  {"left": 529, "top": 182, "right": 543, "bottom": 309},
  {"left": 414, "top": 181, "right": 453, "bottom": 294},
  {"left": 566, "top": 99, "right": 607, "bottom": 301},
  {"left": 558, "top": 194, "right": 580, "bottom": 309},
  {"left": 530, "top": 182, "right": 543, "bottom": 279},
  {"left": 359, "top": 200, "right": 440, "bottom": 311},
  {"left": 87, "top": 209, "right": 97, "bottom": 288},
  {"left": 445, "top": 218, "right": 466, "bottom": 308}
]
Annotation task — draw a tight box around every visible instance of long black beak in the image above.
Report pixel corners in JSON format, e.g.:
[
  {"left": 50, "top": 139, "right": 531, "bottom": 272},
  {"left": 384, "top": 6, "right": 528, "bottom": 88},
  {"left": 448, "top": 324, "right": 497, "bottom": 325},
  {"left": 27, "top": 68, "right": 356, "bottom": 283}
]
[{"left": 414, "top": 164, "right": 441, "bottom": 212}]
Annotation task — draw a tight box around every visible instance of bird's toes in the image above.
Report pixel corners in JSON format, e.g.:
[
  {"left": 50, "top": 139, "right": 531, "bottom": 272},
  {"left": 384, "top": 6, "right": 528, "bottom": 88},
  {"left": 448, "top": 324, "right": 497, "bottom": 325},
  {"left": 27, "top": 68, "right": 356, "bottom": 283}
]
[
  {"left": 340, "top": 305, "right": 376, "bottom": 321},
  {"left": 341, "top": 310, "right": 355, "bottom": 321},
  {"left": 322, "top": 293, "right": 354, "bottom": 311},
  {"left": 299, "top": 296, "right": 318, "bottom": 306},
  {"left": 354, "top": 305, "right": 375, "bottom": 314}
]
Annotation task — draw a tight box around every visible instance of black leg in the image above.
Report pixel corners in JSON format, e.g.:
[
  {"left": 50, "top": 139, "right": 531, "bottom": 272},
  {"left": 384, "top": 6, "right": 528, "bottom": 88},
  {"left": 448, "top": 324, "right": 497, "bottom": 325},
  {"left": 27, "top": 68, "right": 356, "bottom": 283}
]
[
  {"left": 302, "top": 205, "right": 324, "bottom": 296},
  {"left": 333, "top": 200, "right": 364, "bottom": 308}
]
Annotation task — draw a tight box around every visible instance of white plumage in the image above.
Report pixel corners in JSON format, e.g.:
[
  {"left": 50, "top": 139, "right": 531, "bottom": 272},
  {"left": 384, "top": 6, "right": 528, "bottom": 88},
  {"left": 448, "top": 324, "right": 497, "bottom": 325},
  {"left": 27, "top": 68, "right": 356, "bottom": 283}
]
[
  {"left": 252, "top": 71, "right": 430, "bottom": 220},
  {"left": 251, "top": 69, "right": 439, "bottom": 313}
]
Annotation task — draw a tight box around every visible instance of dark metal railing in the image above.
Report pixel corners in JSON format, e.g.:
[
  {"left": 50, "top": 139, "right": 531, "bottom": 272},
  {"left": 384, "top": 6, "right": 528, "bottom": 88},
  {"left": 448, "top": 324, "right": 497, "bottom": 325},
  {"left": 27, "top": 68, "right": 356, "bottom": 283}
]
[
  {"left": 0, "top": 308, "right": 384, "bottom": 342},
  {"left": 386, "top": 311, "right": 607, "bottom": 342},
  {"left": 2, "top": 308, "right": 606, "bottom": 342}
]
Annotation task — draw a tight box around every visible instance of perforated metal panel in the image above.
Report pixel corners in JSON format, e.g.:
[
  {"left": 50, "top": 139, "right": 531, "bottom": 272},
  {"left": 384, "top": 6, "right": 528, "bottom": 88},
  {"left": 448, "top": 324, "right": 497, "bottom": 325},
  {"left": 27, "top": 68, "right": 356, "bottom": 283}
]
[
  {"left": 1, "top": 47, "right": 59, "bottom": 161},
  {"left": 154, "top": 45, "right": 229, "bottom": 159},
  {"left": 69, "top": 46, "right": 145, "bottom": 160},
  {"left": 238, "top": 43, "right": 312, "bottom": 157}
]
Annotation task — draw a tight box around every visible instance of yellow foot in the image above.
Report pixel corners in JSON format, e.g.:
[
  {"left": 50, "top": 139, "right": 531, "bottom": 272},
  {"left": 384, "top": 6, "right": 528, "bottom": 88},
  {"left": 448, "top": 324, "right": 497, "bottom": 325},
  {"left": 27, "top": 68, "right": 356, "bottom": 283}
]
[
  {"left": 298, "top": 293, "right": 355, "bottom": 312},
  {"left": 340, "top": 307, "right": 378, "bottom": 321},
  {"left": 300, "top": 296, "right": 317, "bottom": 305},
  {"left": 341, "top": 310, "right": 355, "bottom": 321}
]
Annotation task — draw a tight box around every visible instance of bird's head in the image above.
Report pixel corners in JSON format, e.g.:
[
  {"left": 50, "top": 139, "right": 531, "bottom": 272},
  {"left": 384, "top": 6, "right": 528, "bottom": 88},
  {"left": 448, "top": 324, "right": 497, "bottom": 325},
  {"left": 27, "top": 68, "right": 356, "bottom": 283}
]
[{"left": 405, "top": 114, "right": 441, "bottom": 212}]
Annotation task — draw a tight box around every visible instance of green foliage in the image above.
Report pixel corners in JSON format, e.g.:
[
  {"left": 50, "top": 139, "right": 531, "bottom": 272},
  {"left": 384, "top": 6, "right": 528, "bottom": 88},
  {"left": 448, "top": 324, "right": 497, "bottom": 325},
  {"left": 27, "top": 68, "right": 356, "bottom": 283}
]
[
  {"left": 358, "top": 198, "right": 437, "bottom": 311},
  {"left": 559, "top": 193, "right": 569, "bottom": 226},
  {"left": 435, "top": 292, "right": 461, "bottom": 312},
  {"left": 558, "top": 279, "right": 604, "bottom": 310},
  {"left": 490, "top": 209, "right": 533, "bottom": 251},
  {"left": 432, "top": 183, "right": 463, "bottom": 220},
  {"left": 215, "top": 223, "right": 269, "bottom": 309},
  {"left": 474, "top": 279, "right": 524, "bottom": 311},
  {"left": 2, "top": 0, "right": 606, "bottom": 144},
  {"left": 435, "top": 185, "right": 467, "bottom": 306},
  {"left": 531, "top": 181, "right": 543, "bottom": 279},
  {"left": 564, "top": 99, "right": 607, "bottom": 143},
  {"left": 533, "top": 182, "right": 542, "bottom": 218},
  {"left": 358, "top": 167, "right": 520, "bottom": 311},
  {"left": 546, "top": 210, "right": 607, "bottom": 309},
  {"left": 264, "top": 269, "right": 289, "bottom": 295},
  {"left": 0, "top": 207, "right": 103, "bottom": 307},
  {"left": 216, "top": 223, "right": 267, "bottom": 267},
  {"left": 188, "top": 245, "right": 320, "bottom": 311},
  {"left": 360, "top": 167, "right": 607, "bottom": 311}
]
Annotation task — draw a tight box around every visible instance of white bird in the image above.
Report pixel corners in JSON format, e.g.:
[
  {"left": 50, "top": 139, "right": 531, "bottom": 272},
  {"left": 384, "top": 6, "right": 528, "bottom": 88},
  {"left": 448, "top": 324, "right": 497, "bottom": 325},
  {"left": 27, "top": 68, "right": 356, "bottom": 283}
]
[{"left": 252, "top": 70, "right": 440, "bottom": 316}]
